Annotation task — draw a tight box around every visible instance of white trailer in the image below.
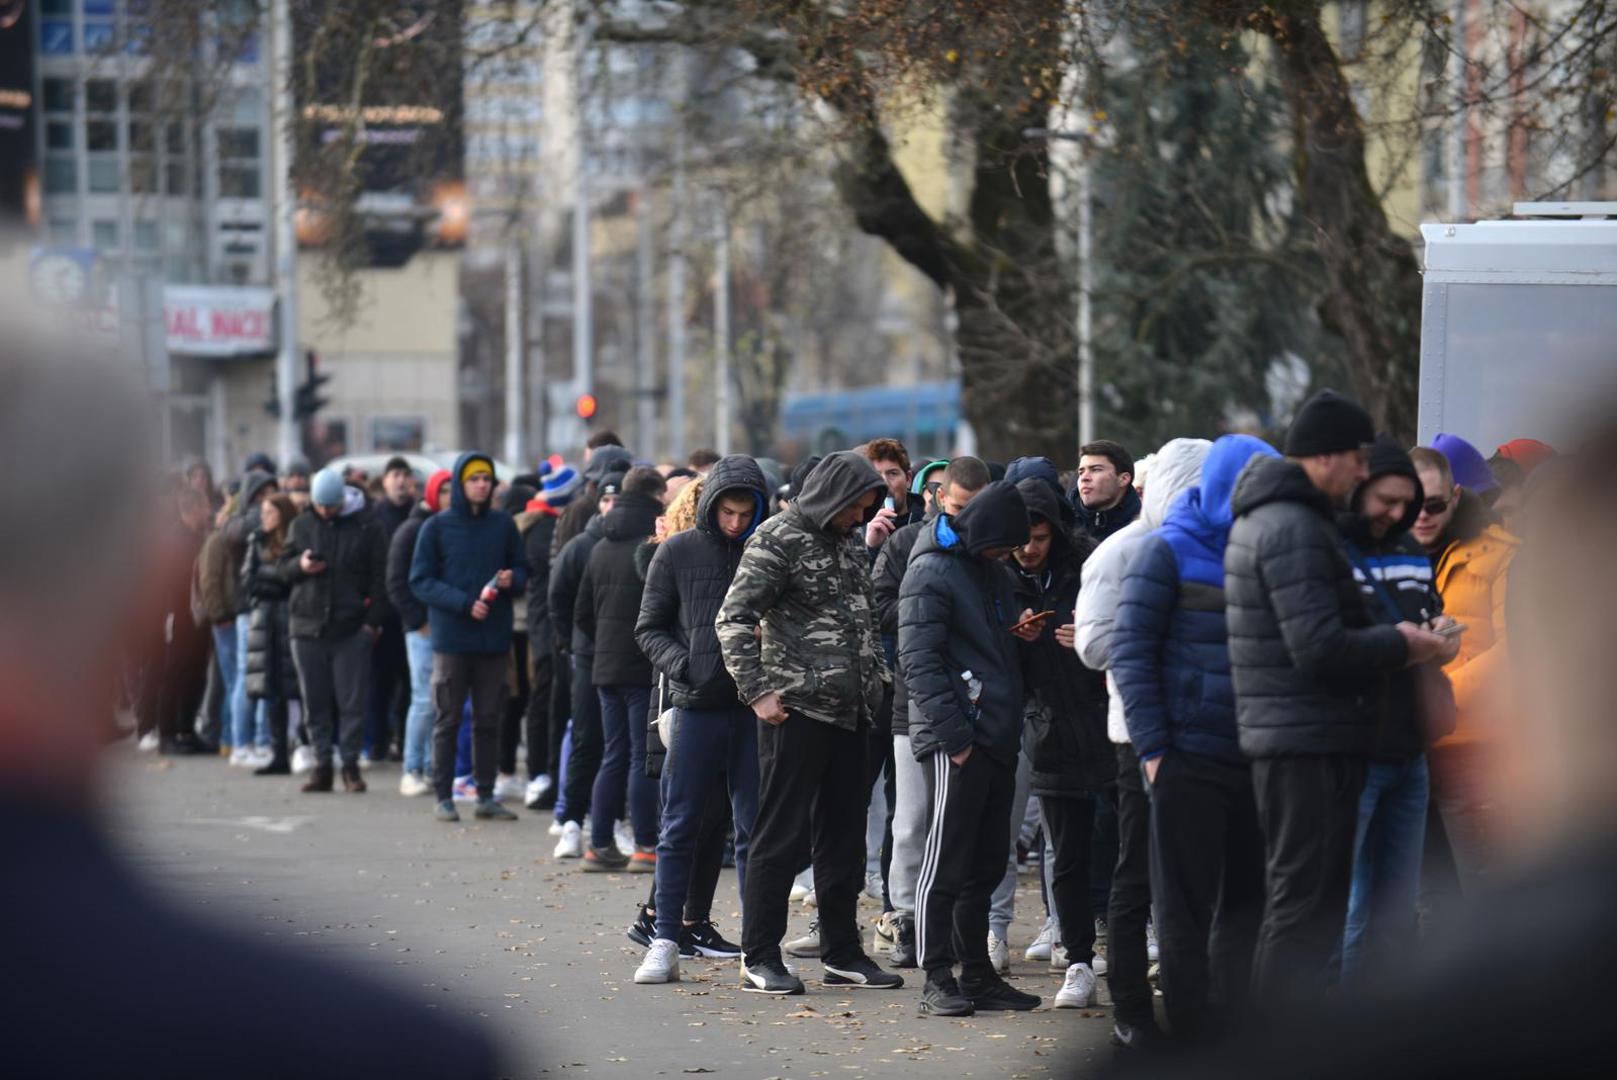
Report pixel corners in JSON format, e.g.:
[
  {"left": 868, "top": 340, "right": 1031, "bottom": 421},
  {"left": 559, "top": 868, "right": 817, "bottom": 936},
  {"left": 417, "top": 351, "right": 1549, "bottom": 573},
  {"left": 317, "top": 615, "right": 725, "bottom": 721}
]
[{"left": 1418, "top": 202, "right": 1617, "bottom": 451}]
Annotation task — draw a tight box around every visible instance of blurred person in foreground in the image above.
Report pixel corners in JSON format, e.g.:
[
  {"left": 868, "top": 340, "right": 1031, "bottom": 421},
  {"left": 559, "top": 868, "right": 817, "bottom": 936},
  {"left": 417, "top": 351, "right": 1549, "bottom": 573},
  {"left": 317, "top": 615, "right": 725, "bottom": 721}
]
[
  {"left": 1127, "top": 419, "right": 1617, "bottom": 1079},
  {"left": 0, "top": 326, "right": 496, "bottom": 1077}
]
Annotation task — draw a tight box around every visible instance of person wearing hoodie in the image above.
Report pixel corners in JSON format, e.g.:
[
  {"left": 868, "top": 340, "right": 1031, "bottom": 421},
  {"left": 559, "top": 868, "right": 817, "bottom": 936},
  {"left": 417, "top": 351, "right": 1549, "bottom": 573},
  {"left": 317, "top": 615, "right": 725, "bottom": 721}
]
[
  {"left": 387, "top": 469, "right": 452, "bottom": 796},
  {"left": 1410, "top": 443, "right": 1520, "bottom": 905},
  {"left": 513, "top": 465, "right": 582, "bottom": 810},
  {"left": 1075, "top": 436, "right": 1209, "bottom": 1050},
  {"left": 409, "top": 453, "right": 528, "bottom": 823},
  {"left": 548, "top": 473, "right": 621, "bottom": 858},
  {"left": 1008, "top": 477, "right": 1110, "bottom": 1010},
  {"left": 1111, "top": 434, "right": 1279, "bottom": 1043},
  {"left": 900, "top": 481, "right": 1036, "bottom": 1017},
  {"left": 1337, "top": 436, "right": 1458, "bottom": 980},
  {"left": 1074, "top": 440, "right": 1142, "bottom": 544},
  {"left": 280, "top": 467, "right": 390, "bottom": 794},
  {"left": 871, "top": 456, "right": 990, "bottom": 969},
  {"left": 1225, "top": 390, "right": 1449, "bottom": 1003},
  {"left": 717, "top": 450, "right": 899, "bottom": 996},
  {"left": 631, "top": 455, "right": 770, "bottom": 984},
  {"left": 576, "top": 467, "right": 668, "bottom": 870}
]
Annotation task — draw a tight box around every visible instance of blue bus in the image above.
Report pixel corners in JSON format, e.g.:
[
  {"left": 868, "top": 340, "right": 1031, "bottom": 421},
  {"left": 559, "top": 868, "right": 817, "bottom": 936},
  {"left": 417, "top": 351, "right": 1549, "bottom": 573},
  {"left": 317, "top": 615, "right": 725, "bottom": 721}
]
[{"left": 779, "top": 380, "right": 963, "bottom": 459}]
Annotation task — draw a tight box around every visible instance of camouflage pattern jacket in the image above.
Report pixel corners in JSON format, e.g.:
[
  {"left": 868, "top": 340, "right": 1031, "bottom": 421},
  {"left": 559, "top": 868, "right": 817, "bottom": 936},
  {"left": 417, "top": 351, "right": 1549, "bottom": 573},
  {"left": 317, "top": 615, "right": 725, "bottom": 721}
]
[{"left": 717, "top": 450, "right": 890, "bottom": 730}]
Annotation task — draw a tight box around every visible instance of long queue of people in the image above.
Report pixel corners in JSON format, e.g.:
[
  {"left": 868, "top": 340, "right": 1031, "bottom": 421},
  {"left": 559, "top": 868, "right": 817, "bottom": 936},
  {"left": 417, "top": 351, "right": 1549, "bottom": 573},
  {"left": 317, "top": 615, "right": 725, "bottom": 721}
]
[{"left": 136, "top": 391, "right": 1549, "bottom": 1046}]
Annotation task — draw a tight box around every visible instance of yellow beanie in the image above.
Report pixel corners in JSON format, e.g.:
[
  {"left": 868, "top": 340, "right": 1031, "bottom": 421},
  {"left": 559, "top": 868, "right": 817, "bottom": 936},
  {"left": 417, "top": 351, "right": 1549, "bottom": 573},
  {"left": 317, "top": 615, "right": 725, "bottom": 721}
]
[{"left": 461, "top": 459, "right": 494, "bottom": 484}]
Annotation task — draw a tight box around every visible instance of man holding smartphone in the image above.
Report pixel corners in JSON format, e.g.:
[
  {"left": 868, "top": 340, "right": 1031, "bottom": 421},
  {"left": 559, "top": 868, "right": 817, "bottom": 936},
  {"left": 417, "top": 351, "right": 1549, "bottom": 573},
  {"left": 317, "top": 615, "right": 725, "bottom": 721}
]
[{"left": 280, "top": 467, "right": 390, "bottom": 794}]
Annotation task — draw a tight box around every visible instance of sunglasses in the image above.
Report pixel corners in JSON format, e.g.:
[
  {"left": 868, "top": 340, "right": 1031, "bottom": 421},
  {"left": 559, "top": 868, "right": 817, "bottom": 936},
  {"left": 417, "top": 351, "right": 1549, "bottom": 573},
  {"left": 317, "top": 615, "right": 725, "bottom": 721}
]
[{"left": 1421, "top": 497, "right": 1451, "bottom": 516}]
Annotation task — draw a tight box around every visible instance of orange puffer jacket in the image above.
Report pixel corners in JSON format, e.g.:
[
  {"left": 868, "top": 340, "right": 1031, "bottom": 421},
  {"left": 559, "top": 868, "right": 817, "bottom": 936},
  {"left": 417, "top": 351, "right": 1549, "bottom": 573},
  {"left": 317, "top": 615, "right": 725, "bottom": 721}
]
[{"left": 1433, "top": 505, "right": 1519, "bottom": 748}]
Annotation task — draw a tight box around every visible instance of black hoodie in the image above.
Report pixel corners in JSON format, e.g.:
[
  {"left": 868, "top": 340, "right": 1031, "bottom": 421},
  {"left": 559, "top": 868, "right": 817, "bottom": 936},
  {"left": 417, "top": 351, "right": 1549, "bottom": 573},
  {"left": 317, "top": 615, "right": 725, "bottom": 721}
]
[
  {"left": 1224, "top": 455, "right": 1408, "bottom": 758},
  {"left": 636, "top": 455, "right": 771, "bottom": 710},
  {"left": 898, "top": 481, "right": 1030, "bottom": 765},
  {"left": 576, "top": 491, "right": 664, "bottom": 687}
]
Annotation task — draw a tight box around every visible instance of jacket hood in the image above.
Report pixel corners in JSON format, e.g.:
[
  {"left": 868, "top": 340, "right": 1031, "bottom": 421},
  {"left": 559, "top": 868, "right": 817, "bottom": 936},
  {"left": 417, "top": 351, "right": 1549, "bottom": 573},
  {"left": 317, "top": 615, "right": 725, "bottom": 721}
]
[
  {"left": 1006, "top": 456, "right": 1074, "bottom": 525},
  {"left": 602, "top": 490, "right": 663, "bottom": 542},
  {"left": 1433, "top": 432, "right": 1498, "bottom": 494},
  {"left": 584, "top": 445, "right": 634, "bottom": 483},
  {"left": 1190, "top": 435, "right": 1280, "bottom": 533},
  {"left": 1230, "top": 454, "right": 1334, "bottom": 520},
  {"left": 1142, "top": 438, "right": 1212, "bottom": 528},
  {"left": 1350, "top": 433, "right": 1425, "bottom": 536},
  {"left": 239, "top": 469, "right": 277, "bottom": 514},
  {"left": 501, "top": 483, "right": 538, "bottom": 517},
  {"left": 338, "top": 486, "right": 367, "bottom": 518},
  {"left": 952, "top": 480, "right": 1030, "bottom": 556},
  {"left": 794, "top": 450, "right": 885, "bottom": 533},
  {"left": 697, "top": 454, "right": 770, "bottom": 542},
  {"left": 447, "top": 451, "right": 497, "bottom": 517}
]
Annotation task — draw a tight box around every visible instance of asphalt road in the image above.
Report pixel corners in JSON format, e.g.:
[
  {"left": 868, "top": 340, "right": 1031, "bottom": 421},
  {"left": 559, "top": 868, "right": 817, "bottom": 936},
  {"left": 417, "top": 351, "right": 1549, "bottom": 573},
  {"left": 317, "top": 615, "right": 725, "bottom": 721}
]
[{"left": 105, "top": 748, "right": 1119, "bottom": 1079}]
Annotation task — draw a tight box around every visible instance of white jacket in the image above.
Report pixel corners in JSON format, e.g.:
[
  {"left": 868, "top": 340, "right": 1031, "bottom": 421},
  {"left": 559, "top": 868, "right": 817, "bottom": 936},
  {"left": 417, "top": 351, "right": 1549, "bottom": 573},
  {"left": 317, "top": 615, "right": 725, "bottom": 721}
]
[{"left": 1074, "top": 438, "right": 1211, "bottom": 744}]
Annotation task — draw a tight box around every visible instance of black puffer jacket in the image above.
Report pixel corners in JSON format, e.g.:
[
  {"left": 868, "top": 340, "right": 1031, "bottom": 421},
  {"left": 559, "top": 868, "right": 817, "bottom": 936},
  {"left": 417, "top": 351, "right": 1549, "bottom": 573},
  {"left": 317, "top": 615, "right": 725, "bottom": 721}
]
[
  {"left": 517, "top": 506, "right": 559, "bottom": 655},
  {"left": 872, "top": 516, "right": 926, "bottom": 737},
  {"left": 1012, "top": 480, "right": 1111, "bottom": 796},
  {"left": 550, "top": 514, "right": 606, "bottom": 658},
  {"left": 577, "top": 492, "right": 663, "bottom": 687},
  {"left": 636, "top": 455, "right": 770, "bottom": 711},
  {"left": 241, "top": 531, "right": 299, "bottom": 701},
  {"left": 1225, "top": 456, "right": 1409, "bottom": 758},
  {"left": 386, "top": 504, "right": 433, "bottom": 632},
  {"left": 279, "top": 491, "right": 390, "bottom": 641},
  {"left": 898, "top": 482, "right": 1030, "bottom": 766}
]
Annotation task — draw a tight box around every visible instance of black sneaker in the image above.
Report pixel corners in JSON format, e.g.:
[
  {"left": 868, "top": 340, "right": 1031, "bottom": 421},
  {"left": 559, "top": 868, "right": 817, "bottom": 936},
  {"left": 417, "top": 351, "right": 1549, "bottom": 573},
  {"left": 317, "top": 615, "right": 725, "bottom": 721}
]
[
  {"left": 740, "top": 958, "right": 805, "bottom": 996},
  {"left": 890, "top": 913, "right": 917, "bottom": 968},
  {"left": 824, "top": 954, "right": 904, "bottom": 989},
  {"left": 683, "top": 920, "right": 742, "bottom": 959},
  {"left": 1110, "top": 1020, "right": 1164, "bottom": 1051},
  {"left": 919, "top": 976, "right": 974, "bottom": 1017},
  {"left": 963, "top": 975, "right": 1042, "bottom": 1012},
  {"left": 627, "top": 906, "right": 655, "bottom": 949}
]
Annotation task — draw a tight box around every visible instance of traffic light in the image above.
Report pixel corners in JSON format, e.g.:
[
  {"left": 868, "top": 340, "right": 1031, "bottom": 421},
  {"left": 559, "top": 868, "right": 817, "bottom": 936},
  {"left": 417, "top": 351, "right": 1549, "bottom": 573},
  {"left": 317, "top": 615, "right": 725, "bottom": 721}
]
[
  {"left": 261, "top": 350, "right": 331, "bottom": 420},
  {"left": 575, "top": 393, "right": 598, "bottom": 421}
]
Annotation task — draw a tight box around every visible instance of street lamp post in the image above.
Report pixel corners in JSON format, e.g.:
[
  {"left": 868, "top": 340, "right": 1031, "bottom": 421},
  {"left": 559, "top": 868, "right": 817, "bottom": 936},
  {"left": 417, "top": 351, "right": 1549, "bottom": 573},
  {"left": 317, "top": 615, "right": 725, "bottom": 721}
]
[{"left": 1024, "top": 126, "right": 1095, "bottom": 446}]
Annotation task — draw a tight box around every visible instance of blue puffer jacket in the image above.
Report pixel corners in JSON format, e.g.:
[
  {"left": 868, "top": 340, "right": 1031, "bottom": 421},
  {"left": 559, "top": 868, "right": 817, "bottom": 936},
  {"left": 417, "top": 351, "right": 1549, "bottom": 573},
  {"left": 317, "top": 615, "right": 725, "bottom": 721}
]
[
  {"left": 1112, "top": 435, "right": 1277, "bottom": 763},
  {"left": 409, "top": 452, "right": 529, "bottom": 655}
]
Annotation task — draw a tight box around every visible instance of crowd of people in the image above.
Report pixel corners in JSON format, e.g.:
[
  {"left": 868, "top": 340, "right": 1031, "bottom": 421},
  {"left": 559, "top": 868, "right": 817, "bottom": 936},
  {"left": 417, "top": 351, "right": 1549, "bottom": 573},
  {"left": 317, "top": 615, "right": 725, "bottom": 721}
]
[{"left": 133, "top": 391, "right": 1557, "bottom": 1047}]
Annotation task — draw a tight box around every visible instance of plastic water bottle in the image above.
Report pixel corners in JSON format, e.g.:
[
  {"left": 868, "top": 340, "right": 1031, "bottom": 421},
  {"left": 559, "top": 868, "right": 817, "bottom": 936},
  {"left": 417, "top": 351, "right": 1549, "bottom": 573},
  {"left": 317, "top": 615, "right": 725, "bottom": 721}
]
[{"left": 961, "top": 669, "right": 982, "bottom": 721}]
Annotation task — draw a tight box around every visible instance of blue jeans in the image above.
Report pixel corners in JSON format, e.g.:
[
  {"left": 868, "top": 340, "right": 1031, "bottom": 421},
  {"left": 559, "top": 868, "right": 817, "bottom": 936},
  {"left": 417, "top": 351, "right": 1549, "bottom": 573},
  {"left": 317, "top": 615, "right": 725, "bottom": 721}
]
[
  {"left": 1342, "top": 755, "right": 1429, "bottom": 980},
  {"left": 403, "top": 628, "right": 435, "bottom": 775},
  {"left": 231, "top": 613, "right": 268, "bottom": 749},
  {"left": 591, "top": 685, "right": 656, "bottom": 852},
  {"left": 212, "top": 622, "right": 240, "bottom": 746},
  {"left": 654, "top": 706, "right": 760, "bottom": 943}
]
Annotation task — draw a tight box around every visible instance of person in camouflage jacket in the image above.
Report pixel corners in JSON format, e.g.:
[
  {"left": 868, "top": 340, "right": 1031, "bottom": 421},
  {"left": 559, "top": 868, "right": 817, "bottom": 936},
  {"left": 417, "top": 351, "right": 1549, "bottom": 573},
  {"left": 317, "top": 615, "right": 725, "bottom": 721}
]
[{"left": 716, "top": 450, "right": 901, "bottom": 994}]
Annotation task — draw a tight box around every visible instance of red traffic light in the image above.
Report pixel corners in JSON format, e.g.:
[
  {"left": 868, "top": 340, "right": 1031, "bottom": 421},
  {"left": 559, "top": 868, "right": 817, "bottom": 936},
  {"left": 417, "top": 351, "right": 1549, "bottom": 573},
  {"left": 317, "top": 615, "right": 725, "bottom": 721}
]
[{"left": 575, "top": 394, "right": 598, "bottom": 420}]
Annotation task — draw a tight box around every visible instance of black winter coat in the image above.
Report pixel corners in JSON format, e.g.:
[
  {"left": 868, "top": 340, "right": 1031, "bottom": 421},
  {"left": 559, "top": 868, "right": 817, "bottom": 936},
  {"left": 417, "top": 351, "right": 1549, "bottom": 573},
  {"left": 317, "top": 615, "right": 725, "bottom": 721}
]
[
  {"left": 636, "top": 455, "right": 771, "bottom": 711},
  {"left": 872, "top": 517, "right": 926, "bottom": 737},
  {"left": 386, "top": 505, "right": 433, "bottom": 632},
  {"left": 1224, "top": 456, "right": 1408, "bottom": 758},
  {"left": 550, "top": 515, "right": 605, "bottom": 658},
  {"left": 240, "top": 532, "right": 299, "bottom": 701},
  {"left": 1010, "top": 528, "right": 1110, "bottom": 795},
  {"left": 898, "top": 482, "right": 1030, "bottom": 766},
  {"left": 577, "top": 493, "right": 663, "bottom": 687},
  {"left": 1075, "top": 484, "right": 1141, "bottom": 545},
  {"left": 519, "top": 507, "right": 559, "bottom": 655},
  {"left": 279, "top": 494, "right": 390, "bottom": 641}
]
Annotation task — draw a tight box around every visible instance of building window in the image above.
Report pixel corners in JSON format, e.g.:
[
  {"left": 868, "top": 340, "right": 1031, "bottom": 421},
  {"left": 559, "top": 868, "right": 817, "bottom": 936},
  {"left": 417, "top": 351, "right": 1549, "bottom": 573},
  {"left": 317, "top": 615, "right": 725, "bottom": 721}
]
[
  {"left": 130, "top": 158, "right": 157, "bottom": 194},
  {"left": 43, "top": 78, "right": 74, "bottom": 113},
  {"left": 92, "top": 220, "right": 120, "bottom": 251},
  {"left": 41, "top": 20, "right": 73, "bottom": 56},
  {"left": 47, "top": 121, "right": 74, "bottom": 150},
  {"left": 87, "top": 119, "right": 118, "bottom": 151},
  {"left": 219, "top": 165, "right": 261, "bottom": 198},
  {"left": 218, "top": 127, "right": 260, "bottom": 159},
  {"left": 86, "top": 80, "right": 117, "bottom": 115},
  {"left": 88, "top": 158, "right": 121, "bottom": 193},
  {"left": 135, "top": 221, "right": 160, "bottom": 250},
  {"left": 47, "top": 217, "right": 78, "bottom": 245},
  {"left": 45, "top": 157, "right": 77, "bottom": 194},
  {"left": 165, "top": 161, "right": 190, "bottom": 196},
  {"left": 218, "top": 124, "right": 263, "bottom": 198}
]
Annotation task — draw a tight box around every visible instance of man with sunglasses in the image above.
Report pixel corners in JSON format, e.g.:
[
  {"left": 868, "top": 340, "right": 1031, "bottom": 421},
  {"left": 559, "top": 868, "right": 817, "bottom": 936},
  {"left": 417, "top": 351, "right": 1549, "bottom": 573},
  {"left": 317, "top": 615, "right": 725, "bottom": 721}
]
[{"left": 1225, "top": 390, "right": 1450, "bottom": 1004}]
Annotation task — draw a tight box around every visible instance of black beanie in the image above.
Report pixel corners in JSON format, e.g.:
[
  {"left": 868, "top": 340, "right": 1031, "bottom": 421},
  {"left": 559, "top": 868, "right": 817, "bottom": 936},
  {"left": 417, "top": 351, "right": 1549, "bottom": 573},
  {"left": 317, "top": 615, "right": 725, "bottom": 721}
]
[{"left": 1284, "top": 389, "right": 1375, "bottom": 457}]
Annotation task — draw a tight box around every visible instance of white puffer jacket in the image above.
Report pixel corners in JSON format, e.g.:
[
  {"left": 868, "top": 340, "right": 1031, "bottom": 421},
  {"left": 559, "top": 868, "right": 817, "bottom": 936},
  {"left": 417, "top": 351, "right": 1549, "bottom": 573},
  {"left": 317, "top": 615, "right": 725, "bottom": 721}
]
[{"left": 1074, "top": 438, "right": 1211, "bottom": 744}]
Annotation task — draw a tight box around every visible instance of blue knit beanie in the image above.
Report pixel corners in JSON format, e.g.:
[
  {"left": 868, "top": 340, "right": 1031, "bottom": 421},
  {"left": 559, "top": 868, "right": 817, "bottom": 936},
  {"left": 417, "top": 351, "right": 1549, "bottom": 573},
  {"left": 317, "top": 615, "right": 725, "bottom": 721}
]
[{"left": 311, "top": 466, "right": 346, "bottom": 508}]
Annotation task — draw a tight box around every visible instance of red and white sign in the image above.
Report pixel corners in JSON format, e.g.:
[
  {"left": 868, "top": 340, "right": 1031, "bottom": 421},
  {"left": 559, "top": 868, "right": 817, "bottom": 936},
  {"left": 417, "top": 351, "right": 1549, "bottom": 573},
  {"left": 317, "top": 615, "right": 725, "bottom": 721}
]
[{"left": 164, "top": 286, "right": 276, "bottom": 356}]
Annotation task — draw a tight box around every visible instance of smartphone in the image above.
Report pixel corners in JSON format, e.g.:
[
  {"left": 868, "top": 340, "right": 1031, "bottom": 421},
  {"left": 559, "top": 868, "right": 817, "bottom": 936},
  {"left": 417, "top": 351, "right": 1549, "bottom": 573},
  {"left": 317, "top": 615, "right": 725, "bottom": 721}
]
[
  {"left": 883, "top": 496, "right": 896, "bottom": 512},
  {"left": 1010, "top": 610, "right": 1056, "bottom": 634},
  {"left": 1432, "top": 621, "right": 1468, "bottom": 638}
]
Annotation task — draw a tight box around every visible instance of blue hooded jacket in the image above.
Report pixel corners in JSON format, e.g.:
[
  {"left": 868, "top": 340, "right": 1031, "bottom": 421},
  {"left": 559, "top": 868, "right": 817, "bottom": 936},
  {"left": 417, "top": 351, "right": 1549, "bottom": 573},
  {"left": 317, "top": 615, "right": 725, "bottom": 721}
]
[
  {"left": 409, "top": 452, "right": 529, "bottom": 655},
  {"left": 1111, "top": 435, "right": 1278, "bottom": 762}
]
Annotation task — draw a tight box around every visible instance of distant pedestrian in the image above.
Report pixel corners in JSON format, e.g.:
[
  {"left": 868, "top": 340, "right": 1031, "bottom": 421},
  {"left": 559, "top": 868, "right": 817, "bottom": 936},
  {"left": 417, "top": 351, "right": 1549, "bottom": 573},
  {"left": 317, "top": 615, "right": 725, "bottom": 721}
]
[{"left": 387, "top": 469, "right": 452, "bottom": 797}]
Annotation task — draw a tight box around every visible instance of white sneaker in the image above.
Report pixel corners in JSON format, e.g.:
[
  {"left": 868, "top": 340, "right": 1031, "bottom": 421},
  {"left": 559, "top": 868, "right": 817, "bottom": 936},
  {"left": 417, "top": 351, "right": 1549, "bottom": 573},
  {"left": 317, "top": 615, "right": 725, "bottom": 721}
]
[
  {"left": 1024, "top": 920, "right": 1057, "bottom": 962},
  {"left": 1146, "top": 921, "right": 1160, "bottom": 963},
  {"left": 251, "top": 746, "right": 276, "bottom": 768},
  {"left": 524, "top": 774, "right": 553, "bottom": 809},
  {"left": 614, "top": 819, "right": 634, "bottom": 856},
  {"left": 290, "top": 745, "right": 317, "bottom": 775},
  {"left": 802, "top": 889, "right": 817, "bottom": 909},
  {"left": 399, "top": 771, "right": 431, "bottom": 797},
  {"left": 494, "top": 773, "right": 525, "bottom": 801},
  {"left": 547, "top": 818, "right": 564, "bottom": 838},
  {"left": 988, "top": 932, "right": 1010, "bottom": 974},
  {"left": 1050, "top": 943, "right": 1069, "bottom": 969},
  {"left": 137, "top": 731, "right": 160, "bottom": 752},
  {"left": 553, "top": 820, "right": 584, "bottom": 859},
  {"left": 1054, "top": 962, "right": 1098, "bottom": 1008},
  {"left": 358, "top": 751, "right": 373, "bottom": 770},
  {"left": 1093, "top": 951, "right": 1109, "bottom": 977},
  {"left": 634, "top": 938, "right": 682, "bottom": 984},
  {"left": 228, "top": 747, "right": 254, "bottom": 768}
]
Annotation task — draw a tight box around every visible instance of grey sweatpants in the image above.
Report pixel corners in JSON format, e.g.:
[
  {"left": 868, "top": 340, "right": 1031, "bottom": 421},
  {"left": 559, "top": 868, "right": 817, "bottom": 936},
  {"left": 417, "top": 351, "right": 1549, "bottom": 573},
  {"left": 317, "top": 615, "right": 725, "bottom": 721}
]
[
  {"left": 889, "top": 733, "right": 930, "bottom": 914},
  {"left": 291, "top": 631, "right": 373, "bottom": 768}
]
